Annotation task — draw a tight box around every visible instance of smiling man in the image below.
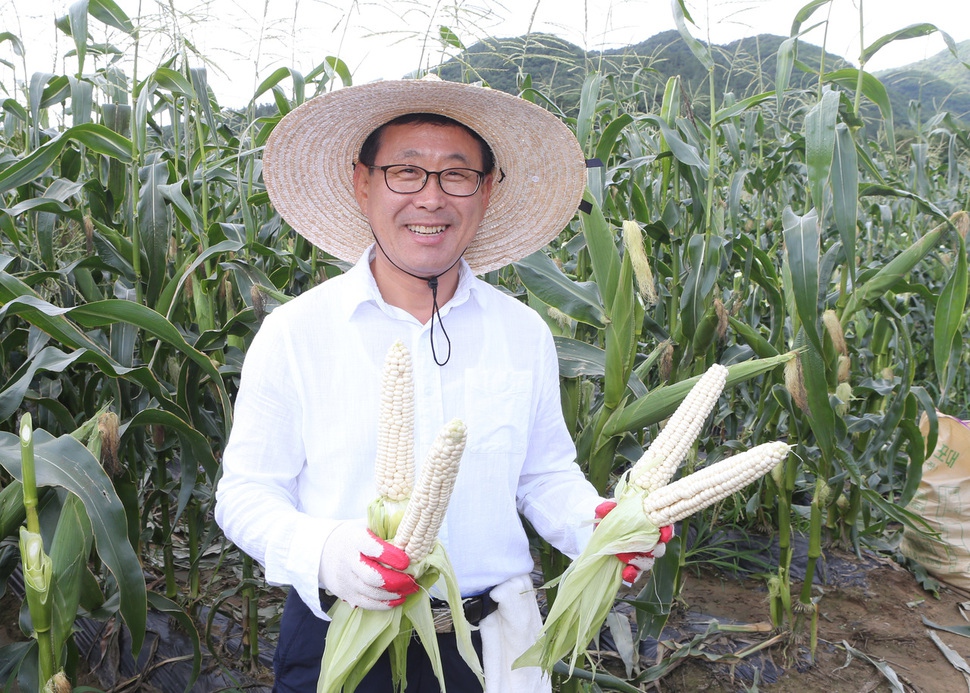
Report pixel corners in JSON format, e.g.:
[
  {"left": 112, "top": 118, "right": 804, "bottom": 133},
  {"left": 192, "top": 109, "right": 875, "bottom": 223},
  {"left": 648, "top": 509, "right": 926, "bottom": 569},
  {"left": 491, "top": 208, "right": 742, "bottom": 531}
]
[{"left": 214, "top": 77, "right": 654, "bottom": 692}]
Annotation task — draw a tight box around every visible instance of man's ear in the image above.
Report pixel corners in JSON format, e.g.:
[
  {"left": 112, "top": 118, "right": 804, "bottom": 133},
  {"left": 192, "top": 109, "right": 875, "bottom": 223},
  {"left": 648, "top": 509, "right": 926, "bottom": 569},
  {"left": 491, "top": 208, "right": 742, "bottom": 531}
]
[{"left": 352, "top": 163, "right": 370, "bottom": 211}]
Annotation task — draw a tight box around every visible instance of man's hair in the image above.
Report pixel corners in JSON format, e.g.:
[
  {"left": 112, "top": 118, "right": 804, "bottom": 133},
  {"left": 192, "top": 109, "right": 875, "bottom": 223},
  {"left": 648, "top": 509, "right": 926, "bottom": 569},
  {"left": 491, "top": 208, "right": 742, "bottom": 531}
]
[{"left": 357, "top": 113, "right": 495, "bottom": 174}]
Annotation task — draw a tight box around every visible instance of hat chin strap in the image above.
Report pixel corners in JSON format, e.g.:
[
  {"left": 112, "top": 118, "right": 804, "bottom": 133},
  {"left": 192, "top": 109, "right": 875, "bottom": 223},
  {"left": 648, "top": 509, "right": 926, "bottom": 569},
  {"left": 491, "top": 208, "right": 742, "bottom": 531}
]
[{"left": 371, "top": 233, "right": 466, "bottom": 367}]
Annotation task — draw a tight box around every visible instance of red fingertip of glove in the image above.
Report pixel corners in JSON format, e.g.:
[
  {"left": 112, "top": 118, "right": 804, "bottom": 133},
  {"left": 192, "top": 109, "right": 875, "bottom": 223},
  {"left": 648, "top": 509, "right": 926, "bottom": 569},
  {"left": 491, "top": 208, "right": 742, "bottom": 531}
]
[
  {"left": 622, "top": 565, "right": 641, "bottom": 583},
  {"left": 615, "top": 552, "right": 638, "bottom": 563},
  {"left": 387, "top": 595, "right": 408, "bottom": 608},
  {"left": 367, "top": 530, "right": 411, "bottom": 570},
  {"left": 659, "top": 525, "right": 674, "bottom": 543},
  {"left": 594, "top": 500, "right": 617, "bottom": 519}
]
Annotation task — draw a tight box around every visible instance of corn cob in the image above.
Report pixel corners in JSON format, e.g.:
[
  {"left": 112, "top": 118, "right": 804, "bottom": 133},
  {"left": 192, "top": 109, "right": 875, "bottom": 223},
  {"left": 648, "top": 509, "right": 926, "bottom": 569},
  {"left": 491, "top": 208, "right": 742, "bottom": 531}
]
[
  {"left": 393, "top": 419, "right": 466, "bottom": 563},
  {"left": 628, "top": 363, "right": 727, "bottom": 493},
  {"left": 320, "top": 344, "right": 482, "bottom": 693},
  {"left": 643, "top": 441, "right": 790, "bottom": 526},
  {"left": 516, "top": 365, "right": 789, "bottom": 677},
  {"left": 375, "top": 340, "right": 414, "bottom": 502}
]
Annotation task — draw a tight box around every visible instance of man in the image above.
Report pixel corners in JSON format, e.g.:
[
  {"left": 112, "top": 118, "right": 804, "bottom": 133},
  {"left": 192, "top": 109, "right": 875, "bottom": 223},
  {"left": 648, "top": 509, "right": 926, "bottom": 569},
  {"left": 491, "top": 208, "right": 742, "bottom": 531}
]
[{"left": 215, "top": 77, "right": 648, "bottom": 692}]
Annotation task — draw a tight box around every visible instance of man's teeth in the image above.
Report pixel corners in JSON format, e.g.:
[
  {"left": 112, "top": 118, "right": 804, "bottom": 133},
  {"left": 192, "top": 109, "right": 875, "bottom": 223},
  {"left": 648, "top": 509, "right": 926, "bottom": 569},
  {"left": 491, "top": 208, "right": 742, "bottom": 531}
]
[{"left": 407, "top": 224, "right": 446, "bottom": 235}]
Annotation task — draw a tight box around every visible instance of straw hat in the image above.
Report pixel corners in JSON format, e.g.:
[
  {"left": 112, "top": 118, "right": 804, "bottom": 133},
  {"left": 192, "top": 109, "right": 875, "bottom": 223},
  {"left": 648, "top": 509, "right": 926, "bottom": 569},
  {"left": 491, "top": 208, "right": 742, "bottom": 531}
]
[{"left": 262, "top": 77, "right": 588, "bottom": 275}]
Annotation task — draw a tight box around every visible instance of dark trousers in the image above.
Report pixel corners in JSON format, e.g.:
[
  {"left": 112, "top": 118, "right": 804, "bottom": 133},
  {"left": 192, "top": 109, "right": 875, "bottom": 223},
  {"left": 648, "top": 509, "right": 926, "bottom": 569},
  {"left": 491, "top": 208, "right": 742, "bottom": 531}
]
[{"left": 273, "top": 590, "right": 485, "bottom": 692}]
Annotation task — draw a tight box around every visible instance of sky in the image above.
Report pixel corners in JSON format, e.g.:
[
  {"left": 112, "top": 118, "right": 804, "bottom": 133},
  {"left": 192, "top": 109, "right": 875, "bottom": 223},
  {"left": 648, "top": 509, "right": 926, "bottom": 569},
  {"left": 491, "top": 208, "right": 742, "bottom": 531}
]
[{"left": 3, "top": 0, "right": 969, "bottom": 107}]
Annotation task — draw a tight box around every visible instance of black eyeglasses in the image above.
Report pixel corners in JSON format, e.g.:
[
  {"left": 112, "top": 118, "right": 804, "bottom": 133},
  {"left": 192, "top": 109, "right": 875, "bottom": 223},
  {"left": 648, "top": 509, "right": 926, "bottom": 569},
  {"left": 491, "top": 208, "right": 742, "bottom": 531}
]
[{"left": 367, "top": 164, "right": 486, "bottom": 197}]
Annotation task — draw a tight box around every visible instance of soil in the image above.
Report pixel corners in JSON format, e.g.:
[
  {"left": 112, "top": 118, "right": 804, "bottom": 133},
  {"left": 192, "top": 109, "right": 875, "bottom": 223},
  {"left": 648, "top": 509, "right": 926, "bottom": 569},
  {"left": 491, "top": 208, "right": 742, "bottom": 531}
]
[
  {"left": 606, "top": 548, "right": 970, "bottom": 692},
  {"left": 3, "top": 546, "right": 969, "bottom": 692}
]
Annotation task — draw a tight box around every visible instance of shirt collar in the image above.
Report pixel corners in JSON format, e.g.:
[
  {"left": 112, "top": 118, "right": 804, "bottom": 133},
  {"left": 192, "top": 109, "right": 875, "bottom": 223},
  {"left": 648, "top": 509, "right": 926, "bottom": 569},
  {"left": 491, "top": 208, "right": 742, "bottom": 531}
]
[{"left": 341, "top": 245, "right": 488, "bottom": 322}]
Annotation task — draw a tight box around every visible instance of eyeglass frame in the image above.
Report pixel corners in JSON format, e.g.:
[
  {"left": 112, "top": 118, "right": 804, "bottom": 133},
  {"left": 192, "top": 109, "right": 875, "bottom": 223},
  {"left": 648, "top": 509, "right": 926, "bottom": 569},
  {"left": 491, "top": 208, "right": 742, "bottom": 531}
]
[{"left": 363, "top": 163, "right": 488, "bottom": 197}]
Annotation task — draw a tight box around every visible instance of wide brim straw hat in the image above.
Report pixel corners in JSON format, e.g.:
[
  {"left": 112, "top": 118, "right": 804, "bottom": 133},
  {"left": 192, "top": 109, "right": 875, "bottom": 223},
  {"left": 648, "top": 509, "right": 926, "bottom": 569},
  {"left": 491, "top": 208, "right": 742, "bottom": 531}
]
[{"left": 262, "top": 76, "right": 588, "bottom": 275}]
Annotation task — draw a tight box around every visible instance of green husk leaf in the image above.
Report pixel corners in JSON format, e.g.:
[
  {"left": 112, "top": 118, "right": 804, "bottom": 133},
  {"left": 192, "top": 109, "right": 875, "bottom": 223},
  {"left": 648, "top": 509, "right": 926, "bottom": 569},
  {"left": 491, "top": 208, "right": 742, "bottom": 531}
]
[
  {"left": 515, "top": 485, "right": 659, "bottom": 674},
  {"left": 318, "top": 600, "right": 400, "bottom": 693}
]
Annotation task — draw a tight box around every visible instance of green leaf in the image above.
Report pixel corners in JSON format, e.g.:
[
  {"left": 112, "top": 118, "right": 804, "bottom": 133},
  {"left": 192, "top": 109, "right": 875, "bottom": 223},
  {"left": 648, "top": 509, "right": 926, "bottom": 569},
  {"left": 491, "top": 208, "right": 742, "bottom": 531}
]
[
  {"left": 580, "top": 192, "right": 621, "bottom": 311},
  {"left": 679, "top": 234, "right": 722, "bottom": 342},
  {"left": 604, "top": 352, "right": 795, "bottom": 436},
  {"left": 0, "top": 123, "right": 132, "bottom": 193},
  {"left": 0, "top": 346, "right": 86, "bottom": 420},
  {"left": 49, "top": 494, "right": 92, "bottom": 662},
  {"left": 137, "top": 160, "right": 172, "bottom": 306},
  {"left": 804, "top": 88, "right": 839, "bottom": 214},
  {"left": 783, "top": 207, "right": 822, "bottom": 356},
  {"left": 0, "top": 32, "right": 25, "bottom": 57},
  {"left": 604, "top": 252, "right": 636, "bottom": 409},
  {"left": 438, "top": 25, "right": 464, "bottom": 50},
  {"left": 513, "top": 252, "right": 607, "bottom": 329},
  {"left": 776, "top": 37, "right": 796, "bottom": 111},
  {"left": 830, "top": 123, "right": 858, "bottom": 286},
  {"left": 934, "top": 233, "right": 967, "bottom": 397},
  {"left": 823, "top": 68, "right": 895, "bottom": 153},
  {"left": 842, "top": 217, "right": 948, "bottom": 319},
  {"left": 553, "top": 337, "right": 647, "bottom": 398},
  {"left": 861, "top": 23, "right": 942, "bottom": 64},
  {"left": 89, "top": 0, "right": 134, "bottom": 32},
  {"left": 790, "top": 0, "right": 831, "bottom": 36},
  {"left": 638, "top": 114, "right": 709, "bottom": 174},
  {"left": 671, "top": 0, "right": 713, "bottom": 71},
  {"left": 152, "top": 67, "right": 196, "bottom": 98},
  {"left": 0, "top": 430, "right": 147, "bottom": 656},
  {"left": 69, "top": 1, "right": 89, "bottom": 73}
]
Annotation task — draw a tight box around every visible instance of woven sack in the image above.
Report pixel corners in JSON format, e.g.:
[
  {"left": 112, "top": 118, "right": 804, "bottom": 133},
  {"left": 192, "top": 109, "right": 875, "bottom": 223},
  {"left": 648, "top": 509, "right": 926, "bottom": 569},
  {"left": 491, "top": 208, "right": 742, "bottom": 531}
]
[{"left": 900, "top": 412, "right": 970, "bottom": 590}]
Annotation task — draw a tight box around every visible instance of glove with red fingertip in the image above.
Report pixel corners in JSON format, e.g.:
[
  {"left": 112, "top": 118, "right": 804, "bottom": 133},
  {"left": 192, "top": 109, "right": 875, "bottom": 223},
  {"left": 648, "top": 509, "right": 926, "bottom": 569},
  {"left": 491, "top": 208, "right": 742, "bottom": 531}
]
[
  {"left": 594, "top": 500, "right": 674, "bottom": 584},
  {"left": 319, "top": 520, "right": 419, "bottom": 610}
]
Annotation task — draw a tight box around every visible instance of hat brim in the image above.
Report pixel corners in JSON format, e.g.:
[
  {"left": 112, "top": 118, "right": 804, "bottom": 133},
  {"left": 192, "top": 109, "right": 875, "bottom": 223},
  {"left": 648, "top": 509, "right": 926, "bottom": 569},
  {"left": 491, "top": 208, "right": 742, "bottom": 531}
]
[{"left": 262, "top": 79, "right": 587, "bottom": 275}]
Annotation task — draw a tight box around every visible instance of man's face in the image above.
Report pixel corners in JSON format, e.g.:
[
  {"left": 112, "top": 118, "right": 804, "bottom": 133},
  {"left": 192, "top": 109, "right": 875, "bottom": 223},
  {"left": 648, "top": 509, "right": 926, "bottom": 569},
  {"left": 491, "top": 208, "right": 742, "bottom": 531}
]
[{"left": 353, "top": 122, "right": 493, "bottom": 280}]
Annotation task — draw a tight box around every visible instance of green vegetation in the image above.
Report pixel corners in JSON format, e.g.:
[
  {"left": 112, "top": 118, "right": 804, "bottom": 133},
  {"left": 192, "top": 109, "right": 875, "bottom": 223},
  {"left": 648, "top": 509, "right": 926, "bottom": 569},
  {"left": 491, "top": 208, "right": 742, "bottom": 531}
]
[{"left": 0, "top": 0, "right": 968, "bottom": 690}]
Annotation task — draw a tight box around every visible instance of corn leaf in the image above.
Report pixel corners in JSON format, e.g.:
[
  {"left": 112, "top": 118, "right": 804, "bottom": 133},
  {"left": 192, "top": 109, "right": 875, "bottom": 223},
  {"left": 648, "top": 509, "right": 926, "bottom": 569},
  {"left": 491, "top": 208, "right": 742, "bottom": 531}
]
[
  {"left": 604, "top": 352, "right": 795, "bottom": 436},
  {"left": 783, "top": 207, "right": 823, "bottom": 357},
  {"left": 513, "top": 252, "right": 607, "bottom": 328},
  {"left": 804, "top": 88, "right": 839, "bottom": 215},
  {"left": 934, "top": 233, "right": 967, "bottom": 397},
  {"left": 0, "top": 429, "right": 147, "bottom": 655},
  {"left": 831, "top": 124, "right": 859, "bottom": 286},
  {"left": 671, "top": 0, "right": 713, "bottom": 71}
]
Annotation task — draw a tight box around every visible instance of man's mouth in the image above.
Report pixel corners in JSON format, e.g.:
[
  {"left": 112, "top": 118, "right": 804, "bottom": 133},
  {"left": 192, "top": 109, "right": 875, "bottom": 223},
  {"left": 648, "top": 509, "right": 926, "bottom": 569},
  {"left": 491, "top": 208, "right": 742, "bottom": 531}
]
[{"left": 407, "top": 224, "right": 447, "bottom": 236}]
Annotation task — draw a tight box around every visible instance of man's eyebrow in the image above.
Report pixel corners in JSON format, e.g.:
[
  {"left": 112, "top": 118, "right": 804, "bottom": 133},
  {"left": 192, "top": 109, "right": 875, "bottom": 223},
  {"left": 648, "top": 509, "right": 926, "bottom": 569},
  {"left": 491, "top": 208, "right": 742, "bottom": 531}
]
[{"left": 396, "top": 148, "right": 472, "bottom": 164}]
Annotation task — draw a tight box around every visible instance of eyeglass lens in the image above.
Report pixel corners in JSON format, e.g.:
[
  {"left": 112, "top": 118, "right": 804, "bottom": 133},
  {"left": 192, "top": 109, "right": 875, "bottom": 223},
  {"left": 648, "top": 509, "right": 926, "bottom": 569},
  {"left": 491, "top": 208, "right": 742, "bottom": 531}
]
[{"left": 381, "top": 165, "right": 482, "bottom": 196}]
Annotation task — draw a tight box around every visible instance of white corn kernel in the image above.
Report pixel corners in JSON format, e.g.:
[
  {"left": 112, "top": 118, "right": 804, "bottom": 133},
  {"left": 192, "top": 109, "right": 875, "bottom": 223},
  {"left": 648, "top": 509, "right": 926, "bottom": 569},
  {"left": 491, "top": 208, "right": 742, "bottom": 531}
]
[
  {"left": 643, "top": 440, "right": 789, "bottom": 526},
  {"left": 630, "top": 364, "right": 729, "bottom": 492},
  {"left": 393, "top": 419, "right": 467, "bottom": 563}
]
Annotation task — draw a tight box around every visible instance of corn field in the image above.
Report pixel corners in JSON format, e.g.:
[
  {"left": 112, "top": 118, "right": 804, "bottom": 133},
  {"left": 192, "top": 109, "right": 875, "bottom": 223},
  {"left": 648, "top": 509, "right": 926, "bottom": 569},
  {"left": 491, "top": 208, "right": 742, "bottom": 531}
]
[{"left": 0, "top": 0, "right": 968, "bottom": 690}]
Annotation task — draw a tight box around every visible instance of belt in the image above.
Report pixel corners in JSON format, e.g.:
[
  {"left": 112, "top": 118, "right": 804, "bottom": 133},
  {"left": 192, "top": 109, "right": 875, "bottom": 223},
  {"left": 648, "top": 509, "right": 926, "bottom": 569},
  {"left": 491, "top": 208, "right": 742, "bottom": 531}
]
[{"left": 318, "top": 589, "right": 499, "bottom": 633}]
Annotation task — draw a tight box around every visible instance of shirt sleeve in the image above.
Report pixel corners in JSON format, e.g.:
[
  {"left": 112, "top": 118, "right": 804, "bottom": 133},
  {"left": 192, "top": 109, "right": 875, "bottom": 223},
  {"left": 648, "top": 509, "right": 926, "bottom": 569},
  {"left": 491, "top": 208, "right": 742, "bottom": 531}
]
[
  {"left": 515, "top": 325, "right": 602, "bottom": 558},
  {"left": 214, "top": 311, "right": 338, "bottom": 618}
]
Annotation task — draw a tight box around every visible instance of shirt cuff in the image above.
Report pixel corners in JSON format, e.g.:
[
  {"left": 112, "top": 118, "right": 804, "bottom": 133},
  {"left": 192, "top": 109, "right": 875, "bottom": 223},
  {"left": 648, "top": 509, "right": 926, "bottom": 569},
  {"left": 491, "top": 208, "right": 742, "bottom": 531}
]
[{"left": 264, "top": 514, "right": 340, "bottom": 621}]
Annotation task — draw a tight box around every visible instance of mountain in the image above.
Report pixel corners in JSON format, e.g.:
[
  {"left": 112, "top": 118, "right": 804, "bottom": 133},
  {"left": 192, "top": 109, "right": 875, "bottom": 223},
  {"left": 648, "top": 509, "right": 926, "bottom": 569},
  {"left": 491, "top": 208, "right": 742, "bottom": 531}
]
[
  {"left": 433, "top": 31, "right": 969, "bottom": 125},
  {"left": 876, "top": 40, "right": 970, "bottom": 126}
]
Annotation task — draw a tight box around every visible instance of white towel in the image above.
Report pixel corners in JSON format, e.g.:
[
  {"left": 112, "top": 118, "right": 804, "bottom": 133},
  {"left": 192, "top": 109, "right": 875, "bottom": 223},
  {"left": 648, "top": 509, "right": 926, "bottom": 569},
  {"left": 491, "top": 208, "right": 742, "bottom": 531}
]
[{"left": 479, "top": 574, "right": 552, "bottom": 693}]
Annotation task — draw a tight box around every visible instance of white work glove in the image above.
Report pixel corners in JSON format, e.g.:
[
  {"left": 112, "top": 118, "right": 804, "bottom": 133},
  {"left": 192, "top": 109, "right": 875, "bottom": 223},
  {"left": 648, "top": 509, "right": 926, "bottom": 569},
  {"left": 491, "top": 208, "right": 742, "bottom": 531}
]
[
  {"left": 319, "top": 520, "right": 419, "bottom": 610},
  {"left": 594, "top": 500, "right": 674, "bottom": 584}
]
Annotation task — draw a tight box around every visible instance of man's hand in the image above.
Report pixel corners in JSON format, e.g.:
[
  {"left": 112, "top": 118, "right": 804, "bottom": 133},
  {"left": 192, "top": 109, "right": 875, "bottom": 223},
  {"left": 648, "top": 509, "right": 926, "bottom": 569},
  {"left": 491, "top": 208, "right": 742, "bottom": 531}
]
[
  {"left": 319, "top": 520, "right": 419, "bottom": 610},
  {"left": 594, "top": 500, "right": 674, "bottom": 584}
]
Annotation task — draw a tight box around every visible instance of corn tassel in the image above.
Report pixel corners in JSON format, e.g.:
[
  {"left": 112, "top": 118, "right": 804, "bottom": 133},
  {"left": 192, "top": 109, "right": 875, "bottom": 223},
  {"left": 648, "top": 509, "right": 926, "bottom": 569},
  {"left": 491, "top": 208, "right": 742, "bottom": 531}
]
[
  {"left": 516, "top": 366, "right": 789, "bottom": 677},
  {"left": 320, "top": 344, "right": 482, "bottom": 693}
]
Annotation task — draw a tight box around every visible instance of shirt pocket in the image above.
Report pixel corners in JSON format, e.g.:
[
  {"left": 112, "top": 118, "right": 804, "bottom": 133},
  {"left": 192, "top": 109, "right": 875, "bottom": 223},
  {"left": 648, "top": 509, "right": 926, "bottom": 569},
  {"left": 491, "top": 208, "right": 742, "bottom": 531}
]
[{"left": 463, "top": 369, "right": 533, "bottom": 454}]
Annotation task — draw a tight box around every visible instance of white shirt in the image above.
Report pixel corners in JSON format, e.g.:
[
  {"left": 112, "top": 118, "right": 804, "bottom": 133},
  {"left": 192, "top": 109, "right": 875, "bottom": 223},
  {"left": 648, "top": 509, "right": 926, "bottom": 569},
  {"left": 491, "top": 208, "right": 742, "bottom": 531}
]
[{"left": 215, "top": 249, "right": 601, "bottom": 619}]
